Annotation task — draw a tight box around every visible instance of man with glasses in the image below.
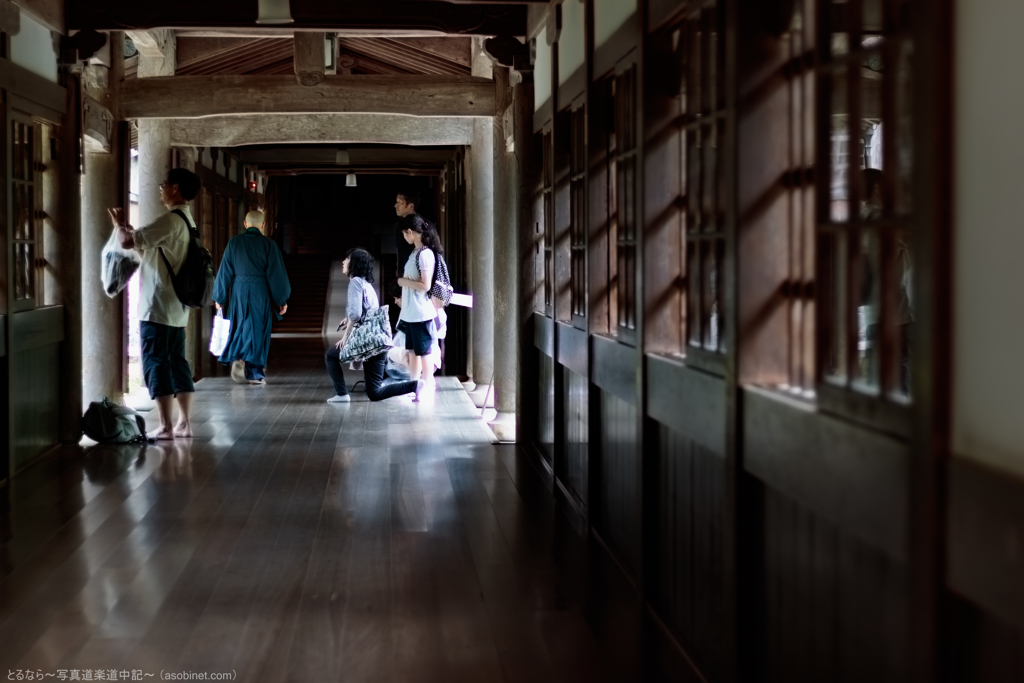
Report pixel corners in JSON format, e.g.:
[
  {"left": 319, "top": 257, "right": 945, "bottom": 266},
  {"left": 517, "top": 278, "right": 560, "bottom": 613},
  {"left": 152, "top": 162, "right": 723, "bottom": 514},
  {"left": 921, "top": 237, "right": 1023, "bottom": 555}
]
[
  {"left": 393, "top": 188, "right": 420, "bottom": 278},
  {"left": 108, "top": 168, "right": 201, "bottom": 440}
]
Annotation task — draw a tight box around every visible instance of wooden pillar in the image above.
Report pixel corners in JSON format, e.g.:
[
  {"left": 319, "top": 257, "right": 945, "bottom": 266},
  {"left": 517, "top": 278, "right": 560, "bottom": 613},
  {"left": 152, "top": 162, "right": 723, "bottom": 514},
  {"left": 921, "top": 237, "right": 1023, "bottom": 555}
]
[
  {"left": 466, "top": 39, "right": 494, "bottom": 404},
  {"left": 129, "top": 30, "right": 196, "bottom": 377},
  {"left": 176, "top": 146, "right": 199, "bottom": 374},
  {"left": 81, "top": 33, "right": 125, "bottom": 407},
  {"left": 490, "top": 66, "right": 519, "bottom": 441},
  {"left": 50, "top": 63, "right": 85, "bottom": 440}
]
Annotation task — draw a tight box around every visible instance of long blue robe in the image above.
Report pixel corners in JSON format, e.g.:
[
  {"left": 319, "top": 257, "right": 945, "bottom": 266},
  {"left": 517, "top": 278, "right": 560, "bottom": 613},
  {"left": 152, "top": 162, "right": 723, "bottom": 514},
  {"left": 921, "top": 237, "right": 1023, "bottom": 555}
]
[{"left": 212, "top": 228, "right": 291, "bottom": 368}]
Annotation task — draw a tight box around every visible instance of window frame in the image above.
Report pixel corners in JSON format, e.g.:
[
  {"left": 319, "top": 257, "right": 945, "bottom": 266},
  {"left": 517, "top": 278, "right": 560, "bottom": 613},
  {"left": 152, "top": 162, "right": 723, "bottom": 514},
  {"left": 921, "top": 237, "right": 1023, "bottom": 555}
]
[
  {"left": 814, "top": 0, "right": 914, "bottom": 435},
  {"left": 607, "top": 62, "right": 639, "bottom": 347},
  {"left": 682, "top": 4, "right": 729, "bottom": 364},
  {"left": 569, "top": 101, "right": 589, "bottom": 329},
  {"left": 8, "top": 110, "right": 42, "bottom": 313}
]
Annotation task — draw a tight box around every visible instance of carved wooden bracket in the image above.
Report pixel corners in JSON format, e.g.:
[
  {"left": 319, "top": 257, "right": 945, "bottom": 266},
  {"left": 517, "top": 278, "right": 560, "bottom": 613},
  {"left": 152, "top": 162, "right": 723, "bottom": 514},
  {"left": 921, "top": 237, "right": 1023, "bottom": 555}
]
[
  {"left": 294, "top": 32, "right": 325, "bottom": 87},
  {"left": 83, "top": 95, "right": 114, "bottom": 153}
]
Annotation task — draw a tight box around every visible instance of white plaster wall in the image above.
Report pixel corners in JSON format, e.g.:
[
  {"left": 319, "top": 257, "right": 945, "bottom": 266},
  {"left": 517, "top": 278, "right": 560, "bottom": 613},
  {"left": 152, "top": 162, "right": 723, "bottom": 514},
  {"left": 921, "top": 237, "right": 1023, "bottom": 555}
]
[
  {"left": 535, "top": 27, "right": 552, "bottom": 111},
  {"left": 595, "top": 0, "right": 636, "bottom": 48},
  {"left": 11, "top": 10, "right": 57, "bottom": 83},
  {"left": 953, "top": 0, "right": 1024, "bottom": 478},
  {"left": 559, "top": 0, "right": 586, "bottom": 86}
]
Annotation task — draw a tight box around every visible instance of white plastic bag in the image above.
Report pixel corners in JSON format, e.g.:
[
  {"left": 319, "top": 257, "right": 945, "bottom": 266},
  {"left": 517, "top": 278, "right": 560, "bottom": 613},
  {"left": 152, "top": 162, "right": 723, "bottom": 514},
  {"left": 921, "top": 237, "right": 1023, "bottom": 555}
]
[
  {"left": 386, "top": 330, "right": 411, "bottom": 380},
  {"left": 101, "top": 228, "right": 141, "bottom": 297},
  {"left": 209, "top": 309, "right": 231, "bottom": 356}
]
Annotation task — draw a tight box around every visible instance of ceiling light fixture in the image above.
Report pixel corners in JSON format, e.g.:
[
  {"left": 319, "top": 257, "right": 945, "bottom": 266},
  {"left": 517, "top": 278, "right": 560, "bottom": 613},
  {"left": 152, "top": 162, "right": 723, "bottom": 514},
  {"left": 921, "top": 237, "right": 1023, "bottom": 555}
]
[
  {"left": 256, "top": 0, "right": 294, "bottom": 25},
  {"left": 346, "top": 173, "right": 357, "bottom": 187}
]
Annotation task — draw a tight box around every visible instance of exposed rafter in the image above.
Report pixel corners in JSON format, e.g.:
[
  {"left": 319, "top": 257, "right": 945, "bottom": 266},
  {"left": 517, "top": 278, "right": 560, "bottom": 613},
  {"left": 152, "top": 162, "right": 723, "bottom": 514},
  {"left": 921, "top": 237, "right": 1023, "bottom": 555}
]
[
  {"left": 176, "top": 38, "right": 293, "bottom": 76},
  {"left": 336, "top": 37, "right": 470, "bottom": 75}
]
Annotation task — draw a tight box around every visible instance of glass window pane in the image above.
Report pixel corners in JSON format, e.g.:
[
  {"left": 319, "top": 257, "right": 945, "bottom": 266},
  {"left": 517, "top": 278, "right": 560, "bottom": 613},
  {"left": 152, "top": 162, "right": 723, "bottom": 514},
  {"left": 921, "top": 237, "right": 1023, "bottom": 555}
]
[
  {"left": 15, "top": 243, "right": 34, "bottom": 301},
  {"left": 703, "top": 124, "right": 717, "bottom": 231},
  {"left": 890, "top": 227, "right": 914, "bottom": 398},
  {"left": 688, "top": 128, "right": 701, "bottom": 229},
  {"left": 823, "top": 230, "right": 849, "bottom": 381},
  {"left": 830, "top": 0, "right": 850, "bottom": 57},
  {"left": 829, "top": 66, "right": 851, "bottom": 223},
  {"left": 854, "top": 228, "right": 881, "bottom": 390},
  {"left": 863, "top": 0, "right": 883, "bottom": 34},
  {"left": 895, "top": 39, "right": 914, "bottom": 215},
  {"left": 688, "top": 243, "right": 700, "bottom": 347}
]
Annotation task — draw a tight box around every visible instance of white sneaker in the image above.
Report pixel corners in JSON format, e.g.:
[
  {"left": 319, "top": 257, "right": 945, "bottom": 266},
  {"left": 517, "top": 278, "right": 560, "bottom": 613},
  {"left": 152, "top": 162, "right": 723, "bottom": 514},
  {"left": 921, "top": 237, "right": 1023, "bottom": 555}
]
[
  {"left": 327, "top": 394, "right": 351, "bottom": 403},
  {"left": 230, "top": 360, "right": 246, "bottom": 383}
]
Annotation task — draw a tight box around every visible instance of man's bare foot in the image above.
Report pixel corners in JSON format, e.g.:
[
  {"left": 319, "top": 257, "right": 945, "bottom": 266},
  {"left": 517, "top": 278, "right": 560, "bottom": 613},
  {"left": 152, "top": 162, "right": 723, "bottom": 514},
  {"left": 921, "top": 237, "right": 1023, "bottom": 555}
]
[
  {"left": 153, "top": 427, "right": 175, "bottom": 440},
  {"left": 173, "top": 424, "right": 193, "bottom": 438}
]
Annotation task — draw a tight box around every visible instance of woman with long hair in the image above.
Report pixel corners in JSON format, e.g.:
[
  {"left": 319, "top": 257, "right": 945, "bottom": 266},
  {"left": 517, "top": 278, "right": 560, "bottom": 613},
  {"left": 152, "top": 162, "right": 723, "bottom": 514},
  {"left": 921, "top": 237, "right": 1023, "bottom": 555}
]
[
  {"left": 325, "top": 248, "right": 419, "bottom": 403},
  {"left": 396, "top": 214, "right": 441, "bottom": 401}
]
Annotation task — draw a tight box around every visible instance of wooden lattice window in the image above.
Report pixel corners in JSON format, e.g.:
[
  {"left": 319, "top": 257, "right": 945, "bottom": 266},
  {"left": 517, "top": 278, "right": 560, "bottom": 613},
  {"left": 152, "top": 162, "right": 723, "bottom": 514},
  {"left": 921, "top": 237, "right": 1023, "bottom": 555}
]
[
  {"left": 10, "top": 116, "right": 41, "bottom": 311},
  {"left": 780, "top": 1, "right": 817, "bottom": 394},
  {"left": 542, "top": 130, "right": 554, "bottom": 315},
  {"left": 570, "top": 105, "right": 587, "bottom": 321},
  {"left": 818, "top": 0, "right": 914, "bottom": 401},
  {"left": 611, "top": 67, "right": 638, "bottom": 338},
  {"left": 683, "top": 5, "right": 727, "bottom": 354}
]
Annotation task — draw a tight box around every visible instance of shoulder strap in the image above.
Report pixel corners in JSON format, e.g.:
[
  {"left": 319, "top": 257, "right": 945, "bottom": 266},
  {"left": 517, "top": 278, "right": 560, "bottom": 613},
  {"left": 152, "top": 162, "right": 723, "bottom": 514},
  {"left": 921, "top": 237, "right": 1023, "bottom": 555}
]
[
  {"left": 170, "top": 209, "right": 196, "bottom": 232},
  {"left": 160, "top": 209, "right": 195, "bottom": 277}
]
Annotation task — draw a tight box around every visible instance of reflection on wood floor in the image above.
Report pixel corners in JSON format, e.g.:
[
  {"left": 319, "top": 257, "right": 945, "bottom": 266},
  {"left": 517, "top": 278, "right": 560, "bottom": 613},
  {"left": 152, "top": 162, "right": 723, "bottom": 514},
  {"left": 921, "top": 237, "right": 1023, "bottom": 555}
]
[{"left": 0, "top": 340, "right": 615, "bottom": 683}]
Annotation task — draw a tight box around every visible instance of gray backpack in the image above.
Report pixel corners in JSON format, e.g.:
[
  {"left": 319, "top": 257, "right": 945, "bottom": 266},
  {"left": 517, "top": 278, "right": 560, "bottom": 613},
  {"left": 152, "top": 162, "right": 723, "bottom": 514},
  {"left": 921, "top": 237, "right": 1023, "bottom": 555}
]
[{"left": 82, "top": 399, "right": 150, "bottom": 444}]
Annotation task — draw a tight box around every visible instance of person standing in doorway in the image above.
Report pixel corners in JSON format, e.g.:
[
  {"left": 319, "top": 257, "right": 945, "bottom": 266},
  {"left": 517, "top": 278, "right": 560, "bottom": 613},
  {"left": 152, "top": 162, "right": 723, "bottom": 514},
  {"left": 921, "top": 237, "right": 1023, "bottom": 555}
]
[
  {"left": 213, "top": 210, "right": 291, "bottom": 385},
  {"left": 108, "top": 168, "right": 201, "bottom": 440},
  {"left": 394, "top": 187, "right": 421, "bottom": 278},
  {"left": 394, "top": 187, "right": 448, "bottom": 373},
  {"left": 397, "top": 214, "right": 442, "bottom": 401}
]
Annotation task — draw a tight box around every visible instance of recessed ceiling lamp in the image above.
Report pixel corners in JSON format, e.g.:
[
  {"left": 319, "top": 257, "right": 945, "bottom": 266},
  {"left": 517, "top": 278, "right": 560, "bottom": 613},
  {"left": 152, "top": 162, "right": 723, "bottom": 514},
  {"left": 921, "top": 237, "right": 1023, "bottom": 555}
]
[
  {"left": 257, "top": 0, "right": 294, "bottom": 24},
  {"left": 346, "top": 173, "right": 357, "bottom": 187}
]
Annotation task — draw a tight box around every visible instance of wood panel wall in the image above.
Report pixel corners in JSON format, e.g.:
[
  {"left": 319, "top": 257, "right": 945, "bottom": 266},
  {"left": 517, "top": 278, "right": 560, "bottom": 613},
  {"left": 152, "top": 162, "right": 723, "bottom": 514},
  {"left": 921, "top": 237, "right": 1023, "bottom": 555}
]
[{"left": 509, "top": 0, "right": 1011, "bottom": 682}]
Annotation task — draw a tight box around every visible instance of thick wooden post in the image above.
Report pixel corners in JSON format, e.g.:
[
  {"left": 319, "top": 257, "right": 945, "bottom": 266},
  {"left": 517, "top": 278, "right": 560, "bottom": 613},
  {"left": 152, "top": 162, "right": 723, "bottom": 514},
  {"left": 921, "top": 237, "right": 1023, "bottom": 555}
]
[
  {"left": 466, "top": 40, "right": 494, "bottom": 406},
  {"left": 81, "top": 32, "right": 125, "bottom": 407},
  {"left": 490, "top": 66, "right": 519, "bottom": 441}
]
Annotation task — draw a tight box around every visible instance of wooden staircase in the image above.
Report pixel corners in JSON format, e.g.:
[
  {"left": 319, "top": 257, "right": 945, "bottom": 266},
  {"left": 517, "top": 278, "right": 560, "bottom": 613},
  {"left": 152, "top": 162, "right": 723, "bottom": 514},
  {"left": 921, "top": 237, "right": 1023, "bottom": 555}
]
[{"left": 272, "top": 254, "right": 332, "bottom": 335}]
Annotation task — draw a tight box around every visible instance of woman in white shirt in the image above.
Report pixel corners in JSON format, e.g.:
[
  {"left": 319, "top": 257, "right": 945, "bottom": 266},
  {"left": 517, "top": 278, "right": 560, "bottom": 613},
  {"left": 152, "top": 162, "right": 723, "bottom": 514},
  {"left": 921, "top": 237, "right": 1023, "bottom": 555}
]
[{"left": 396, "top": 214, "right": 441, "bottom": 401}]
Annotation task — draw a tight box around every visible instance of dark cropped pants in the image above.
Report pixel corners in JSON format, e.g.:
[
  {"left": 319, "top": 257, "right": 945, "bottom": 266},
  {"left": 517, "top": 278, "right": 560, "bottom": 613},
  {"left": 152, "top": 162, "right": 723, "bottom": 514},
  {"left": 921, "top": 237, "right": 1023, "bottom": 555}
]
[
  {"left": 325, "top": 346, "right": 417, "bottom": 401},
  {"left": 141, "top": 321, "right": 195, "bottom": 399}
]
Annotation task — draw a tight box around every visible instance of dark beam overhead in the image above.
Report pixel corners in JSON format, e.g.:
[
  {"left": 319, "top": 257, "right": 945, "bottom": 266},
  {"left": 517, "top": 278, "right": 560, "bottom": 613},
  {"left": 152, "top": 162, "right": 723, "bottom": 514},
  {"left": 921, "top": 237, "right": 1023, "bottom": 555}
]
[
  {"left": 121, "top": 74, "right": 496, "bottom": 119},
  {"left": 260, "top": 165, "right": 446, "bottom": 177},
  {"left": 237, "top": 147, "right": 456, "bottom": 164},
  {"left": 69, "top": 1, "right": 528, "bottom": 35}
]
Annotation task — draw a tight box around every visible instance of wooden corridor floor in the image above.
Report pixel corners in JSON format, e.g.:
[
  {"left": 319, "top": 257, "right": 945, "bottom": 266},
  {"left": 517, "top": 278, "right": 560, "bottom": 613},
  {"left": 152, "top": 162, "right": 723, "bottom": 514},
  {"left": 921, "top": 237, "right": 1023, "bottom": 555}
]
[{"left": 0, "top": 339, "right": 617, "bottom": 683}]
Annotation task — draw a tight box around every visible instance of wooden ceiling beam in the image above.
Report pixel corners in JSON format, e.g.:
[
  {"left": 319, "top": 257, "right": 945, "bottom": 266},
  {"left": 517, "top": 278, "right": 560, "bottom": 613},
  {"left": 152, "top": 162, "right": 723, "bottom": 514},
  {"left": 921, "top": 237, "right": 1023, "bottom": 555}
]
[
  {"left": 237, "top": 147, "right": 456, "bottom": 164},
  {"left": 121, "top": 74, "right": 496, "bottom": 119},
  {"left": 170, "top": 114, "right": 474, "bottom": 147},
  {"left": 69, "top": 1, "right": 528, "bottom": 36}
]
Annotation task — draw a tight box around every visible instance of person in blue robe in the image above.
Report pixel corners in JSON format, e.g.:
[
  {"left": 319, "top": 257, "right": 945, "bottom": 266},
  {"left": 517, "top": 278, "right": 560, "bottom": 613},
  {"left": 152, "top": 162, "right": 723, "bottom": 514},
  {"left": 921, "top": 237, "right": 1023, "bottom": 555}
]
[{"left": 212, "top": 210, "right": 291, "bottom": 384}]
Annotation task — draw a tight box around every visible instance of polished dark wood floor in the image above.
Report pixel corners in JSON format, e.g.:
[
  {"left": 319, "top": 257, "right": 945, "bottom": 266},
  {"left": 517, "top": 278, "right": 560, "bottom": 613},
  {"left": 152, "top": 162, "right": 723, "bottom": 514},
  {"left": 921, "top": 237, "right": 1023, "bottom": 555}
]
[{"left": 0, "top": 340, "right": 616, "bottom": 683}]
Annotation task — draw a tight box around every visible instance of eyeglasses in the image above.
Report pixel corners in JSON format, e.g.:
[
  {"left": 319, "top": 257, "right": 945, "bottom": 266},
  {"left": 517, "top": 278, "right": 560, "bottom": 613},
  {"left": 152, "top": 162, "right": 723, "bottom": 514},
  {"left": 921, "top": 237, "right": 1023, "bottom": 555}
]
[{"left": 158, "top": 181, "right": 176, "bottom": 189}]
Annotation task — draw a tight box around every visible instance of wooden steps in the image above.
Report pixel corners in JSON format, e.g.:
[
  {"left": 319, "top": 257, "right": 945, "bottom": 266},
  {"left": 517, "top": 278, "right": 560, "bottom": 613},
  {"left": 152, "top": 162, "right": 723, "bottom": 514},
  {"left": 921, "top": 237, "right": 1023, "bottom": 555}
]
[{"left": 272, "top": 254, "right": 332, "bottom": 334}]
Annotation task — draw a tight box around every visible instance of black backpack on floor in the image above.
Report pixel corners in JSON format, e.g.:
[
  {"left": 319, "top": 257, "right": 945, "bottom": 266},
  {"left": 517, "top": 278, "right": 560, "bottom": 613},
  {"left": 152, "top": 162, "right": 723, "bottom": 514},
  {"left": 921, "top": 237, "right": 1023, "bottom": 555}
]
[
  {"left": 160, "top": 209, "right": 214, "bottom": 308},
  {"left": 83, "top": 399, "right": 150, "bottom": 444}
]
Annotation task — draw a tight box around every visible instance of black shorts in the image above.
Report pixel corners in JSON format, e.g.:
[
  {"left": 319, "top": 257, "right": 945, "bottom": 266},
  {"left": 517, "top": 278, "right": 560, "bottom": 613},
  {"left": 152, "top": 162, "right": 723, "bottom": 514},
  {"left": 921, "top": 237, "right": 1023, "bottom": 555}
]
[
  {"left": 141, "top": 321, "right": 195, "bottom": 399},
  {"left": 397, "top": 320, "right": 433, "bottom": 356}
]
